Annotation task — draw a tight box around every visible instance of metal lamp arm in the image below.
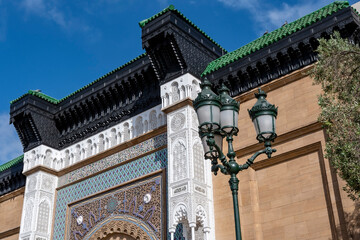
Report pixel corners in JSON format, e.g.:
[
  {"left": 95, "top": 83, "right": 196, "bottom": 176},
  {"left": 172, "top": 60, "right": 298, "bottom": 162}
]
[
  {"left": 240, "top": 145, "right": 277, "bottom": 170},
  {"left": 213, "top": 140, "right": 229, "bottom": 168},
  {"left": 206, "top": 133, "right": 229, "bottom": 168}
]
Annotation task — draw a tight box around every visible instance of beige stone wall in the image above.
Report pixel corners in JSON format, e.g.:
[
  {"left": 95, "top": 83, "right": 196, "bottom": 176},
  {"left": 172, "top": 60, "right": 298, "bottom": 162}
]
[
  {"left": 0, "top": 188, "right": 24, "bottom": 239},
  {"left": 213, "top": 66, "right": 357, "bottom": 240},
  {"left": 2, "top": 234, "right": 20, "bottom": 240}
]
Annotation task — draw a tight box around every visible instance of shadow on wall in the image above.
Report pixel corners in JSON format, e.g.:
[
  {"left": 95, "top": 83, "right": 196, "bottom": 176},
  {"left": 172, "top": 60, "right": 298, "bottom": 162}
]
[
  {"left": 346, "top": 201, "right": 360, "bottom": 240},
  {"left": 337, "top": 200, "right": 360, "bottom": 240}
]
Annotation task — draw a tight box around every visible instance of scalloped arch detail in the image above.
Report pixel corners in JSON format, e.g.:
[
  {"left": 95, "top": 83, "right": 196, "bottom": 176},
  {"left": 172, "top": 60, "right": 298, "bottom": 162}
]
[{"left": 84, "top": 215, "right": 157, "bottom": 240}]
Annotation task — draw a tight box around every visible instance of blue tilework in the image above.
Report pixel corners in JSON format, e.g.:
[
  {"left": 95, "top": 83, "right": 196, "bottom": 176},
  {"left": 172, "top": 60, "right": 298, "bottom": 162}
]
[
  {"left": 59, "top": 133, "right": 167, "bottom": 186},
  {"left": 53, "top": 148, "right": 167, "bottom": 240}
]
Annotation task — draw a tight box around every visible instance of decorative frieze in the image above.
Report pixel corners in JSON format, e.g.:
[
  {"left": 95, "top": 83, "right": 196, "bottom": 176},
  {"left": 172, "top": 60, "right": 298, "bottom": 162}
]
[
  {"left": 23, "top": 105, "right": 166, "bottom": 173},
  {"left": 160, "top": 73, "right": 201, "bottom": 109},
  {"left": 59, "top": 132, "right": 167, "bottom": 186}
]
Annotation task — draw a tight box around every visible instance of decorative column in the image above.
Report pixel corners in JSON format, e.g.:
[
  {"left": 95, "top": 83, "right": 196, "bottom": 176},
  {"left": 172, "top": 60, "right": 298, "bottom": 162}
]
[
  {"left": 161, "top": 73, "right": 216, "bottom": 240},
  {"left": 19, "top": 145, "right": 59, "bottom": 240}
]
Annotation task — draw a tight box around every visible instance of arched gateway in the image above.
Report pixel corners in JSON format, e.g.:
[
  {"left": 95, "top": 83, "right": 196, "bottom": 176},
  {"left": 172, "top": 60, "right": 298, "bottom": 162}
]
[
  {"left": 85, "top": 216, "right": 156, "bottom": 240},
  {"left": 67, "top": 175, "right": 164, "bottom": 240}
]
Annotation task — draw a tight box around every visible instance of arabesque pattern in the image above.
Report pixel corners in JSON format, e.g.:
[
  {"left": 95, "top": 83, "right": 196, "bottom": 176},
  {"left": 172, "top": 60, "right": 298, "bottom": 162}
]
[
  {"left": 59, "top": 133, "right": 167, "bottom": 186},
  {"left": 53, "top": 148, "right": 167, "bottom": 240}
]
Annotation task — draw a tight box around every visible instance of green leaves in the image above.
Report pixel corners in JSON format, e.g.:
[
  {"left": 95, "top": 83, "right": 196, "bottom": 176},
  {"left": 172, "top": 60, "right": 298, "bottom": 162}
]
[{"left": 312, "top": 32, "right": 360, "bottom": 201}]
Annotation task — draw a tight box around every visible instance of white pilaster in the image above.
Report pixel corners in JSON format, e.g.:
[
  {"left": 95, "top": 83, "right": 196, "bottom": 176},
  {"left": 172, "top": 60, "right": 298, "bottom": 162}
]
[
  {"left": 19, "top": 167, "right": 57, "bottom": 240},
  {"left": 162, "top": 73, "right": 216, "bottom": 240}
]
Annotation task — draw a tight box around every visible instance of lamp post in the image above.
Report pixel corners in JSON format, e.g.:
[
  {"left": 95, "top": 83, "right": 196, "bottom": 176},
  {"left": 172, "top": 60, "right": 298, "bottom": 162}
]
[{"left": 193, "top": 79, "right": 278, "bottom": 240}]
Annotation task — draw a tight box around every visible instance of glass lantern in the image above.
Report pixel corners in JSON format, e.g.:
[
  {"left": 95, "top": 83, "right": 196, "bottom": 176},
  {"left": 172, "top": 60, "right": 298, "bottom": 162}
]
[
  {"left": 193, "top": 79, "right": 222, "bottom": 133},
  {"left": 218, "top": 84, "right": 240, "bottom": 135},
  {"left": 248, "top": 89, "right": 278, "bottom": 143}
]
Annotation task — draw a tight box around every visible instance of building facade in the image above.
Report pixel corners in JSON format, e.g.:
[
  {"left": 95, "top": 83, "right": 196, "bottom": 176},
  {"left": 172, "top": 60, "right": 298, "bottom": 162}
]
[{"left": 1, "top": 1, "right": 359, "bottom": 239}]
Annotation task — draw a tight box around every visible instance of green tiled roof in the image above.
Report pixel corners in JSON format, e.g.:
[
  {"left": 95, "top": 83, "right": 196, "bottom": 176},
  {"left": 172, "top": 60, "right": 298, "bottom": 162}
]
[
  {"left": 0, "top": 155, "right": 24, "bottom": 173},
  {"left": 139, "top": 5, "right": 227, "bottom": 52},
  {"left": 202, "top": 1, "right": 350, "bottom": 76},
  {"left": 10, "top": 90, "right": 59, "bottom": 105},
  {"left": 10, "top": 53, "right": 147, "bottom": 105}
]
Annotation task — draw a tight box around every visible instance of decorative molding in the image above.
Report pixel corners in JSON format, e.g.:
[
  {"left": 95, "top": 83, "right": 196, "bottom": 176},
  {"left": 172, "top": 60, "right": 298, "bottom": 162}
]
[
  {"left": 58, "top": 133, "right": 167, "bottom": 188},
  {"left": 84, "top": 216, "right": 154, "bottom": 240},
  {"left": 59, "top": 126, "right": 167, "bottom": 175},
  {"left": 160, "top": 73, "right": 200, "bottom": 109},
  {"left": 206, "top": 8, "right": 360, "bottom": 96},
  {"left": 23, "top": 125, "right": 167, "bottom": 177},
  {"left": 236, "top": 121, "right": 322, "bottom": 158},
  {"left": 0, "top": 186, "right": 24, "bottom": 203},
  {"left": 58, "top": 145, "right": 167, "bottom": 190},
  {"left": 22, "top": 105, "right": 166, "bottom": 174},
  {"left": 162, "top": 98, "right": 193, "bottom": 114},
  {"left": 250, "top": 141, "right": 338, "bottom": 240},
  {"left": 234, "top": 64, "right": 314, "bottom": 104},
  {"left": 23, "top": 166, "right": 58, "bottom": 177},
  {"left": 0, "top": 227, "right": 20, "bottom": 239},
  {"left": 0, "top": 159, "right": 26, "bottom": 197},
  {"left": 10, "top": 55, "right": 163, "bottom": 152},
  {"left": 251, "top": 142, "right": 321, "bottom": 170}
]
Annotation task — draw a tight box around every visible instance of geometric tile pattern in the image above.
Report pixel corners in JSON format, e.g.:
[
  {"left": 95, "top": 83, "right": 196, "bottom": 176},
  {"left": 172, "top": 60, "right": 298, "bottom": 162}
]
[
  {"left": 58, "top": 133, "right": 167, "bottom": 186},
  {"left": 68, "top": 174, "right": 163, "bottom": 239},
  {"left": 53, "top": 148, "right": 167, "bottom": 240}
]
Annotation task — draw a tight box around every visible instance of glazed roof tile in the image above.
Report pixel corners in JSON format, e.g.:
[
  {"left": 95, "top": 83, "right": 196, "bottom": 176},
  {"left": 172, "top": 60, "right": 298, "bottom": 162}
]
[
  {"left": 0, "top": 155, "right": 24, "bottom": 173},
  {"left": 139, "top": 4, "right": 227, "bottom": 52},
  {"left": 201, "top": 1, "right": 350, "bottom": 76}
]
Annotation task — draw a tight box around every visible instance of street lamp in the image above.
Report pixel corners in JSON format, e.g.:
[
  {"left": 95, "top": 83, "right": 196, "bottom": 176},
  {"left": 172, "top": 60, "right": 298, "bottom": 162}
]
[{"left": 193, "top": 79, "right": 278, "bottom": 240}]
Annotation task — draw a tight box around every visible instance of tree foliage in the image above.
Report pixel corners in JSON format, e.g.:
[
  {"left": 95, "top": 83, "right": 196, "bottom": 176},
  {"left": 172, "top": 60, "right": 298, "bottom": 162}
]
[{"left": 312, "top": 32, "right": 360, "bottom": 200}]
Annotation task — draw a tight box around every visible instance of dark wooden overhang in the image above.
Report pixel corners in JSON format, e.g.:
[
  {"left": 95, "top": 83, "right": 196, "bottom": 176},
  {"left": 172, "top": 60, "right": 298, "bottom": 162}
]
[
  {"left": 204, "top": 7, "right": 360, "bottom": 97},
  {"left": 10, "top": 55, "right": 161, "bottom": 151}
]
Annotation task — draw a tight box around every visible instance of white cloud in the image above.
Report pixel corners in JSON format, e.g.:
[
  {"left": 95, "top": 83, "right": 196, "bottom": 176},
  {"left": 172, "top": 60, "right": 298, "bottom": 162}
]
[
  {"left": 218, "top": 0, "right": 333, "bottom": 35},
  {"left": 217, "top": 0, "right": 259, "bottom": 12},
  {"left": 18, "top": 0, "right": 103, "bottom": 42},
  {"left": 21, "top": 0, "right": 68, "bottom": 28},
  {"left": 257, "top": 1, "right": 332, "bottom": 32},
  {"left": 0, "top": 113, "right": 23, "bottom": 165}
]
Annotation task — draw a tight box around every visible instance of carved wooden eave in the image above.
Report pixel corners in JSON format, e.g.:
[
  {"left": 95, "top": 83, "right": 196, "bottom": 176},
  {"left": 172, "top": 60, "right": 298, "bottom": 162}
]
[
  {"left": 141, "top": 10, "right": 225, "bottom": 84},
  {"left": 205, "top": 7, "right": 360, "bottom": 97},
  {"left": 10, "top": 55, "right": 161, "bottom": 151},
  {"left": 0, "top": 161, "right": 25, "bottom": 196}
]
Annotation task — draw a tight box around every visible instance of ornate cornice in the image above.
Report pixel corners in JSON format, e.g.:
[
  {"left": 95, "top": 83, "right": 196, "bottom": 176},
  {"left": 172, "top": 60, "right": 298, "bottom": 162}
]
[
  {"left": 10, "top": 56, "right": 161, "bottom": 151},
  {"left": 205, "top": 7, "right": 360, "bottom": 97},
  {"left": 0, "top": 161, "right": 26, "bottom": 196}
]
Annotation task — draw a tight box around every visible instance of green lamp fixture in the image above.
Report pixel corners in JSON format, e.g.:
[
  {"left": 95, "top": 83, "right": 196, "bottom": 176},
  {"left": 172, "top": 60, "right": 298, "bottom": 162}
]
[{"left": 193, "top": 80, "right": 279, "bottom": 240}]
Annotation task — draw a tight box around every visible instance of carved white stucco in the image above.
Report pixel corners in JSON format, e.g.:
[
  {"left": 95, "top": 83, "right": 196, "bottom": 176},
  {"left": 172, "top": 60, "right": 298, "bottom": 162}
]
[
  {"left": 19, "top": 104, "right": 166, "bottom": 240},
  {"left": 22, "top": 105, "right": 165, "bottom": 173},
  {"left": 19, "top": 172, "right": 57, "bottom": 240},
  {"left": 164, "top": 73, "right": 216, "bottom": 240},
  {"left": 160, "top": 73, "right": 201, "bottom": 108}
]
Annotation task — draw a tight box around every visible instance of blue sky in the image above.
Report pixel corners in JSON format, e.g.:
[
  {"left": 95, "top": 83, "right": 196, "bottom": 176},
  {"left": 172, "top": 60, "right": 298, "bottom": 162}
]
[{"left": 0, "top": 0, "right": 356, "bottom": 164}]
